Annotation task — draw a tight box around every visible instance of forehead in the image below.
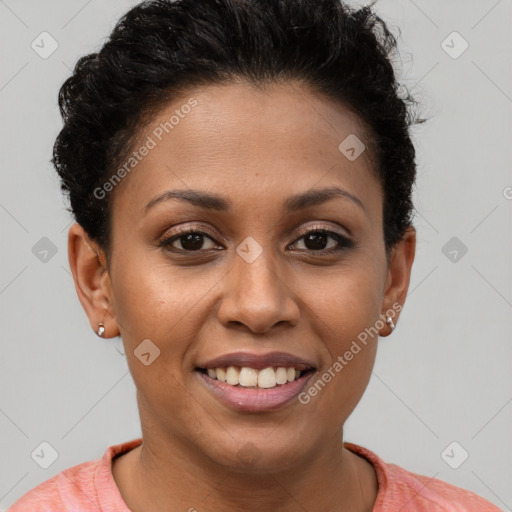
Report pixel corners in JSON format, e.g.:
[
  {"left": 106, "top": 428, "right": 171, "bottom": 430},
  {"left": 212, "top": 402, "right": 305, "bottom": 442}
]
[{"left": 113, "top": 80, "right": 382, "bottom": 221}]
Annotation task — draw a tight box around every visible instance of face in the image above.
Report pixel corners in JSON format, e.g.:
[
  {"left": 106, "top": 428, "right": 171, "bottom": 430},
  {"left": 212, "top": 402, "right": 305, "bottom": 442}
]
[{"left": 71, "top": 80, "right": 415, "bottom": 473}]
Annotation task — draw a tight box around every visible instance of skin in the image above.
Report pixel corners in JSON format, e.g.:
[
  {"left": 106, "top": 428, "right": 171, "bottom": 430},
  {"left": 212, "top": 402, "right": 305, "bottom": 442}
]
[{"left": 68, "top": 79, "right": 415, "bottom": 512}]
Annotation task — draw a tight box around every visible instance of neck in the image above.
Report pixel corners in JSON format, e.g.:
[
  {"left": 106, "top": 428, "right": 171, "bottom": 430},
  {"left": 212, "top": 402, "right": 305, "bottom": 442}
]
[{"left": 113, "top": 429, "right": 378, "bottom": 512}]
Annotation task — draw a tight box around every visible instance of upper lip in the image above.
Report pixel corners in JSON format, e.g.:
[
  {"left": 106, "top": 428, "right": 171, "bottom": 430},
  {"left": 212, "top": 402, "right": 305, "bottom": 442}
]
[{"left": 196, "top": 351, "right": 316, "bottom": 372}]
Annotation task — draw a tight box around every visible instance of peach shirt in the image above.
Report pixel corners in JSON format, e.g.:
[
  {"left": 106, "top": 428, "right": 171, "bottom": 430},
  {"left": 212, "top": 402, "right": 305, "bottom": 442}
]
[{"left": 8, "top": 437, "right": 503, "bottom": 511}]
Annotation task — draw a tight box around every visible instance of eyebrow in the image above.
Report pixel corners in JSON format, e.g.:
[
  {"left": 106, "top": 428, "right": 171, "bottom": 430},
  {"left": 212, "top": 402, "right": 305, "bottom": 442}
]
[{"left": 143, "top": 186, "right": 365, "bottom": 215}]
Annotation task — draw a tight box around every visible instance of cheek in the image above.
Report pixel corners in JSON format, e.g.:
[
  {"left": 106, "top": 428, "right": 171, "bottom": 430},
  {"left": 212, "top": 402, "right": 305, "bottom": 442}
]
[
  {"left": 109, "top": 246, "right": 222, "bottom": 351},
  {"left": 306, "top": 261, "right": 384, "bottom": 345},
  {"left": 109, "top": 257, "right": 201, "bottom": 410},
  {"left": 298, "top": 262, "right": 383, "bottom": 417}
]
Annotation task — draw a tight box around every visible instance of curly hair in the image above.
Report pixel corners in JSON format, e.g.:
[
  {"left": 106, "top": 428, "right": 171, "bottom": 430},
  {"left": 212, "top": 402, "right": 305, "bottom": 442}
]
[{"left": 52, "top": 0, "right": 425, "bottom": 260}]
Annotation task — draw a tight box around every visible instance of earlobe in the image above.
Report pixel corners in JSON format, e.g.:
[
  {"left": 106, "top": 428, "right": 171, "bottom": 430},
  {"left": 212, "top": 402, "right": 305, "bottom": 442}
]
[
  {"left": 379, "top": 226, "right": 416, "bottom": 336},
  {"left": 67, "top": 223, "right": 119, "bottom": 338}
]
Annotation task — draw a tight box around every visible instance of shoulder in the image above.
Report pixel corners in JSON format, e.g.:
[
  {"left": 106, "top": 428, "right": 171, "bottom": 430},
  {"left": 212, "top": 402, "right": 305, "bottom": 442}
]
[
  {"left": 7, "top": 459, "right": 99, "bottom": 512},
  {"left": 7, "top": 438, "right": 142, "bottom": 512},
  {"left": 385, "top": 462, "right": 503, "bottom": 511},
  {"left": 344, "top": 442, "right": 503, "bottom": 511}
]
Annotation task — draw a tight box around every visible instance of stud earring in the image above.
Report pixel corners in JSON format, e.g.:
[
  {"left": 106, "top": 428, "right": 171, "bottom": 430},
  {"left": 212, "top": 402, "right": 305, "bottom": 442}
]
[
  {"left": 385, "top": 316, "right": 395, "bottom": 331},
  {"left": 97, "top": 323, "right": 105, "bottom": 337}
]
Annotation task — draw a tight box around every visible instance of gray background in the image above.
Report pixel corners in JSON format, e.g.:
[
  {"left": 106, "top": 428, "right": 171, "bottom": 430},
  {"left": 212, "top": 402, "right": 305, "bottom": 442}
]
[{"left": 1, "top": 0, "right": 511, "bottom": 509}]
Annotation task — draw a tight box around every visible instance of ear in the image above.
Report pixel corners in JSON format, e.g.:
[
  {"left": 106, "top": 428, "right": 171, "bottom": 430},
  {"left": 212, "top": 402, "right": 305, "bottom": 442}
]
[
  {"left": 379, "top": 225, "right": 416, "bottom": 336},
  {"left": 67, "top": 223, "right": 119, "bottom": 338}
]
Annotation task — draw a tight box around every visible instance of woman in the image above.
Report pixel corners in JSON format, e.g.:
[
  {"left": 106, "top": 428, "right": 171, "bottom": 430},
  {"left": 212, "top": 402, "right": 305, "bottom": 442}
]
[{"left": 8, "top": 0, "right": 502, "bottom": 510}]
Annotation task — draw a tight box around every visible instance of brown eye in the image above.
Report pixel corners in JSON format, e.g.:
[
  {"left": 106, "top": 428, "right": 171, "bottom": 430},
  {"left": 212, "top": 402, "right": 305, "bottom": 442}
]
[
  {"left": 160, "top": 230, "right": 220, "bottom": 252},
  {"left": 291, "top": 229, "right": 353, "bottom": 253}
]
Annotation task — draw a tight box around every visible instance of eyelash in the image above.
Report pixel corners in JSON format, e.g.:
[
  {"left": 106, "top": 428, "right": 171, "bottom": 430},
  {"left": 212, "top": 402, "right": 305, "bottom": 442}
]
[{"left": 158, "top": 225, "right": 354, "bottom": 255}]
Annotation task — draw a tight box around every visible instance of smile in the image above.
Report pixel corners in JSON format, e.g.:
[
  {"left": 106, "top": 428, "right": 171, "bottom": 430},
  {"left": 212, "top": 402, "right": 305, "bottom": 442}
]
[
  {"left": 195, "top": 366, "right": 316, "bottom": 412},
  {"left": 197, "top": 365, "right": 310, "bottom": 387}
]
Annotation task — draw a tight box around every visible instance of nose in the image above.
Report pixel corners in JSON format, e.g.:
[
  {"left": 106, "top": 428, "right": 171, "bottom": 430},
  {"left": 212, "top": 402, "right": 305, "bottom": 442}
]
[{"left": 217, "top": 244, "right": 300, "bottom": 334}]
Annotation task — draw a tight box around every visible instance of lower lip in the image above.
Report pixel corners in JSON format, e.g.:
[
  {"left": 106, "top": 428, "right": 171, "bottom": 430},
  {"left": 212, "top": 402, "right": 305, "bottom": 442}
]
[{"left": 196, "top": 370, "right": 315, "bottom": 412}]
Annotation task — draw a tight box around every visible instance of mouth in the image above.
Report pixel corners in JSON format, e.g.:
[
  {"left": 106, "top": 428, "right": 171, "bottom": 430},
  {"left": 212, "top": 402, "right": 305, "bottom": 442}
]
[{"left": 194, "top": 351, "right": 317, "bottom": 412}]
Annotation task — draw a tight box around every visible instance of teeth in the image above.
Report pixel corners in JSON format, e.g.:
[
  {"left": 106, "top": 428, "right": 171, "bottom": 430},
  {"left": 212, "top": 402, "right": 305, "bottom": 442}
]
[
  {"left": 239, "top": 367, "right": 258, "bottom": 387},
  {"left": 203, "top": 366, "right": 306, "bottom": 388},
  {"left": 275, "top": 367, "right": 288, "bottom": 385},
  {"left": 257, "top": 367, "right": 276, "bottom": 388},
  {"left": 216, "top": 367, "right": 227, "bottom": 383},
  {"left": 226, "top": 366, "right": 240, "bottom": 385}
]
